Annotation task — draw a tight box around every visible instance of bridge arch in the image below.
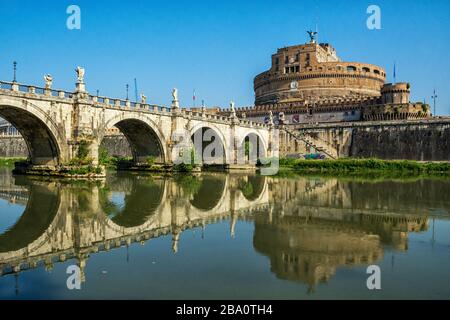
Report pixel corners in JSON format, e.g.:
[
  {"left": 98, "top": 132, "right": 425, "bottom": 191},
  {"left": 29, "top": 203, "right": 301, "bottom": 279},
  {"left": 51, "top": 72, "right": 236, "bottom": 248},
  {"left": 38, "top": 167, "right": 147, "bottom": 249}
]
[
  {"left": 101, "top": 114, "right": 168, "bottom": 164},
  {"left": 100, "top": 174, "right": 166, "bottom": 228},
  {"left": 237, "top": 175, "right": 267, "bottom": 202},
  {"left": 239, "top": 131, "right": 267, "bottom": 164},
  {"left": 189, "top": 123, "right": 230, "bottom": 165},
  {"left": 0, "top": 177, "right": 61, "bottom": 256},
  {"left": 0, "top": 97, "right": 64, "bottom": 165},
  {"left": 188, "top": 175, "right": 228, "bottom": 212}
]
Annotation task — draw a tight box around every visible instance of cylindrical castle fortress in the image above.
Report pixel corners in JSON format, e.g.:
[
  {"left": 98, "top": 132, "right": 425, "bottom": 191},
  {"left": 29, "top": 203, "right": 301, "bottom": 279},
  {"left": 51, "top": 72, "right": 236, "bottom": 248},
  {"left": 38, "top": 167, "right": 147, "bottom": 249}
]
[{"left": 254, "top": 39, "right": 386, "bottom": 105}]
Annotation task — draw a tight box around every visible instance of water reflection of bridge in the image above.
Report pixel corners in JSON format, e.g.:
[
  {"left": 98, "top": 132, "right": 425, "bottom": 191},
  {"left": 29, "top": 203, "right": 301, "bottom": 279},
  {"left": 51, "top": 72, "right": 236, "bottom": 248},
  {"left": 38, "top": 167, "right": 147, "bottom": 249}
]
[
  {"left": 0, "top": 173, "right": 269, "bottom": 279},
  {"left": 1, "top": 174, "right": 449, "bottom": 292},
  {"left": 0, "top": 188, "right": 28, "bottom": 205},
  {"left": 0, "top": 169, "right": 29, "bottom": 205}
]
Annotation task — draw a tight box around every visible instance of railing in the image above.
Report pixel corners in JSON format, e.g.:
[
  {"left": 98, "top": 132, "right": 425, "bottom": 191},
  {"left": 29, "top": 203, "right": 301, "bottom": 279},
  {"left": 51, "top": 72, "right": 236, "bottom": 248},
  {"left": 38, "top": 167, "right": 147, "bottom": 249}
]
[
  {"left": 284, "top": 127, "right": 338, "bottom": 159},
  {"left": 0, "top": 80, "right": 74, "bottom": 99},
  {"left": 0, "top": 132, "right": 22, "bottom": 137}
]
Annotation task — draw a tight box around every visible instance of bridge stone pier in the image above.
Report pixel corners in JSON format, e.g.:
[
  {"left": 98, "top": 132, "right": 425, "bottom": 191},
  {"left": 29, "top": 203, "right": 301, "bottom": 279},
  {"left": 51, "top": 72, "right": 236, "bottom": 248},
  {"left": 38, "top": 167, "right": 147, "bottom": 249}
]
[{"left": 0, "top": 69, "right": 277, "bottom": 174}]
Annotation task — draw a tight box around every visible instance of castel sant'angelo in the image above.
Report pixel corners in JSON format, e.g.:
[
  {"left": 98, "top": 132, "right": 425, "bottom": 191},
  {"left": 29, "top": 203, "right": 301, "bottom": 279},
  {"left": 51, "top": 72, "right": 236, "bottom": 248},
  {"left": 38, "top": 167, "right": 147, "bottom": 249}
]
[
  {"left": 216, "top": 31, "right": 450, "bottom": 161},
  {"left": 222, "top": 31, "right": 431, "bottom": 125}
]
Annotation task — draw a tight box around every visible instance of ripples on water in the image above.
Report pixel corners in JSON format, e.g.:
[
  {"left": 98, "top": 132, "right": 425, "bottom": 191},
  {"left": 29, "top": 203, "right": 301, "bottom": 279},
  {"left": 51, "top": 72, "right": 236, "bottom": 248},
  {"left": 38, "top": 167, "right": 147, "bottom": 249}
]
[{"left": 0, "top": 167, "right": 449, "bottom": 299}]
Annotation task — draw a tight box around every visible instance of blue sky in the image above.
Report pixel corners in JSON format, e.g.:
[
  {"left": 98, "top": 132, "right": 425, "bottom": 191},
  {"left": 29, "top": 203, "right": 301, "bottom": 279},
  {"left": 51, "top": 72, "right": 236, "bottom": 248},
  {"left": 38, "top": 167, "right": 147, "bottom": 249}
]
[{"left": 0, "top": 0, "right": 449, "bottom": 114}]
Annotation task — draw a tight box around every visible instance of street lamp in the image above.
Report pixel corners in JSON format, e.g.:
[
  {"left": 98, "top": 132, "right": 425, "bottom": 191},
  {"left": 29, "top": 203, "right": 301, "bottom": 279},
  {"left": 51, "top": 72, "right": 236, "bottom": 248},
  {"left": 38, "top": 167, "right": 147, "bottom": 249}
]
[
  {"left": 13, "top": 61, "right": 17, "bottom": 83},
  {"left": 431, "top": 89, "right": 438, "bottom": 116}
]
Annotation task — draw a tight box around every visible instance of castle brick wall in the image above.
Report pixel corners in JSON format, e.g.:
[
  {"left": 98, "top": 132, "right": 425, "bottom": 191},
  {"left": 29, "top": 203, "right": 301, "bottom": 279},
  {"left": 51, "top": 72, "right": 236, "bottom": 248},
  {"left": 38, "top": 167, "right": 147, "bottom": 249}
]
[
  {"left": 294, "top": 119, "right": 450, "bottom": 161},
  {"left": 100, "top": 135, "right": 132, "bottom": 158},
  {"left": 0, "top": 136, "right": 28, "bottom": 158}
]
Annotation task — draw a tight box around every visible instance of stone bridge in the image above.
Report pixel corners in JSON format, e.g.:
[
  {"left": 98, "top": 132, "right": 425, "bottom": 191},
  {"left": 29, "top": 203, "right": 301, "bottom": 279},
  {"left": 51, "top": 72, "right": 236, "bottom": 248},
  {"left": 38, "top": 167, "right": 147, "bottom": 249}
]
[{"left": 0, "top": 73, "right": 277, "bottom": 171}]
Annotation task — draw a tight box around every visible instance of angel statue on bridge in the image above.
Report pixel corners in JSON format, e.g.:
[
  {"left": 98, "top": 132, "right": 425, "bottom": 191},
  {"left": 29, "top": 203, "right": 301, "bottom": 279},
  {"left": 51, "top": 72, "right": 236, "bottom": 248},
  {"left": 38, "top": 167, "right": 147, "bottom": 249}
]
[
  {"left": 44, "top": 74, "right": 53, "bottom": 89},
  {"left": 140, "top": 93, "right": 147, "bottom": 104},
  {"left": 172, "top": 88, "right": 178, "bottom": 101},
  {"left": 75, "top": 66, "right": 85, "bottom": 83}
]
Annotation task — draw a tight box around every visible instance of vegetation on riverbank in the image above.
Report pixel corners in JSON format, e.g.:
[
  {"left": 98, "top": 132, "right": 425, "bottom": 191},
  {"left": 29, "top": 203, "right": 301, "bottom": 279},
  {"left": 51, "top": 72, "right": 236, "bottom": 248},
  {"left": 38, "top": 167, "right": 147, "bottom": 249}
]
[
  {"left": 0, "top": 158, "right": 27, "bottom": 166},
  {"left": 98, "top": 147, "right": 199, "bottom": 173},
  {"left": 276, "top": 158, "right": 450, "bottom": 174}
]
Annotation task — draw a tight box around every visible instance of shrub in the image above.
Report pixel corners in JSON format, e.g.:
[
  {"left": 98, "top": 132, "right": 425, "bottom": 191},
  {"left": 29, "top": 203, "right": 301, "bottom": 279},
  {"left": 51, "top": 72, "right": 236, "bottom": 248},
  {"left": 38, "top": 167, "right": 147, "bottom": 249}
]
[
  {"left": 77, "top": 140, "right": 91, "bottom": 159},
  {"left": 174, "top": 163, "right": 193, "bottom": 172},
  {"left": 146, "top": 156, "right": 156, "bottom": 166}
]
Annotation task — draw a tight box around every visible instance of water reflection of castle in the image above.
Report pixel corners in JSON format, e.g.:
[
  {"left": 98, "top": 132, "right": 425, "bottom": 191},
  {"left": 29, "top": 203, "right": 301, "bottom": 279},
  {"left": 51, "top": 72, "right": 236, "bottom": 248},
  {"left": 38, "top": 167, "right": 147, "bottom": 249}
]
[
  {"left": 254, "top": 178, "right": 440, "bottom": 292},
  {"left": 1, "top": 173, "right": 448, "bottom": 292}
]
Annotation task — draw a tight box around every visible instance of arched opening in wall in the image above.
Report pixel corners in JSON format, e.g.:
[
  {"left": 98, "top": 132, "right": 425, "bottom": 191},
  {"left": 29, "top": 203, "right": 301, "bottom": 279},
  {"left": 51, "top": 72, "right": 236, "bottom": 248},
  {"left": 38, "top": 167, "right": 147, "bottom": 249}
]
[
  {"left": 187, "top": 175, "right": 226, "bottom": 211},
  {"left": 0, "top": 176, "right": 60, "bottom": 253},
  {"left": 347, "top": 66, "right": 357, "bottom": 72},
  {"left": 241, "top": 133, "right": 266, "bottom": 165},
  {"left": 362, "top": 67, "right": 371, "bottom": 73},
  {"left": 100, "top": 174, "right": 165, "bottom": 228},
  {"left": 191, "top": 127, "right": 226, "bottom": 165},
  {"left": 0, "top": 106, "right": 60, "bottom": 165},
  {"left": 100, "top": 119, "right": 165, "bottom": 166},
  {"left": 374, "top": 70, "right": 381, "bottom": 75},
  {"left": 237, "top": 175, "right": 266, "bottom": 201}
]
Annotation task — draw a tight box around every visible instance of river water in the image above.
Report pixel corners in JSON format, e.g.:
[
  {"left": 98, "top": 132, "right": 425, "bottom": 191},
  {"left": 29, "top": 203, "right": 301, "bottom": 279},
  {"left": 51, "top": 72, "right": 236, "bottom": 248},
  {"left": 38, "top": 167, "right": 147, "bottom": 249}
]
[{"left": 0, "top": 167, "right": 449, "bottom": 299}]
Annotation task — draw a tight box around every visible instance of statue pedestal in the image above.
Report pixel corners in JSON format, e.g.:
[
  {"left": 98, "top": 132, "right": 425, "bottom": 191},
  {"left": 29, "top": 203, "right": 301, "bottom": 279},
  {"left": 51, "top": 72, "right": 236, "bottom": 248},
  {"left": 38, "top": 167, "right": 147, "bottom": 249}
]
[
  {"left": 171, "top": 100, "right": 180, "bottom": 114},
  {"left": 75, "top": 82, "right": 86, "bottom": 93}
]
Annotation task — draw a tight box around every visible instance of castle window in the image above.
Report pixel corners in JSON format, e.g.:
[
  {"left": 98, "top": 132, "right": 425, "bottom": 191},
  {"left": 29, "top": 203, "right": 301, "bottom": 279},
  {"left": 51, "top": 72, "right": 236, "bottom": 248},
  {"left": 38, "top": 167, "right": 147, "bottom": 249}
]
[
  {"left": 295, "top": 53, "right": 299, "bottom": 62},
  {"left": 374, "top": 69, "right": 380, "bottom": 75},
  {"left": 306, "top": 53, "right": 310, "bottom": 60},
  {"left": 285, "top": 67, "right": 289, "bottom": 74},
  {"left": 347, "top": 66, "right": 357, "bottom": 72},
  {"left": 275, "top": 57, "right": 279, "bottom": 65},
  {"left": 285, "top": 56, "right": 289, "bottom": 64},
  {"left": 362, "top": 67, "right": 370, "bottom": 73},
  {"left": 290, "top": 66, "right": 295, "bottom": 73},
  {"left": 295, "top": 66, "right": 300, "bottom": 72}
]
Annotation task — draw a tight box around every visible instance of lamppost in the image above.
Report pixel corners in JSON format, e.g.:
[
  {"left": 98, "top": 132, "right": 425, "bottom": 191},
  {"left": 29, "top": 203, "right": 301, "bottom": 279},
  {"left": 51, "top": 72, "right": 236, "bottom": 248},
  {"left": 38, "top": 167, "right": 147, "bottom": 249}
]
[
  {"left": 431, "top": 89, "right": 438, "bottom": 116},
  {"left": 13, "top": 61, "right": 17, "bottom": 83}
]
